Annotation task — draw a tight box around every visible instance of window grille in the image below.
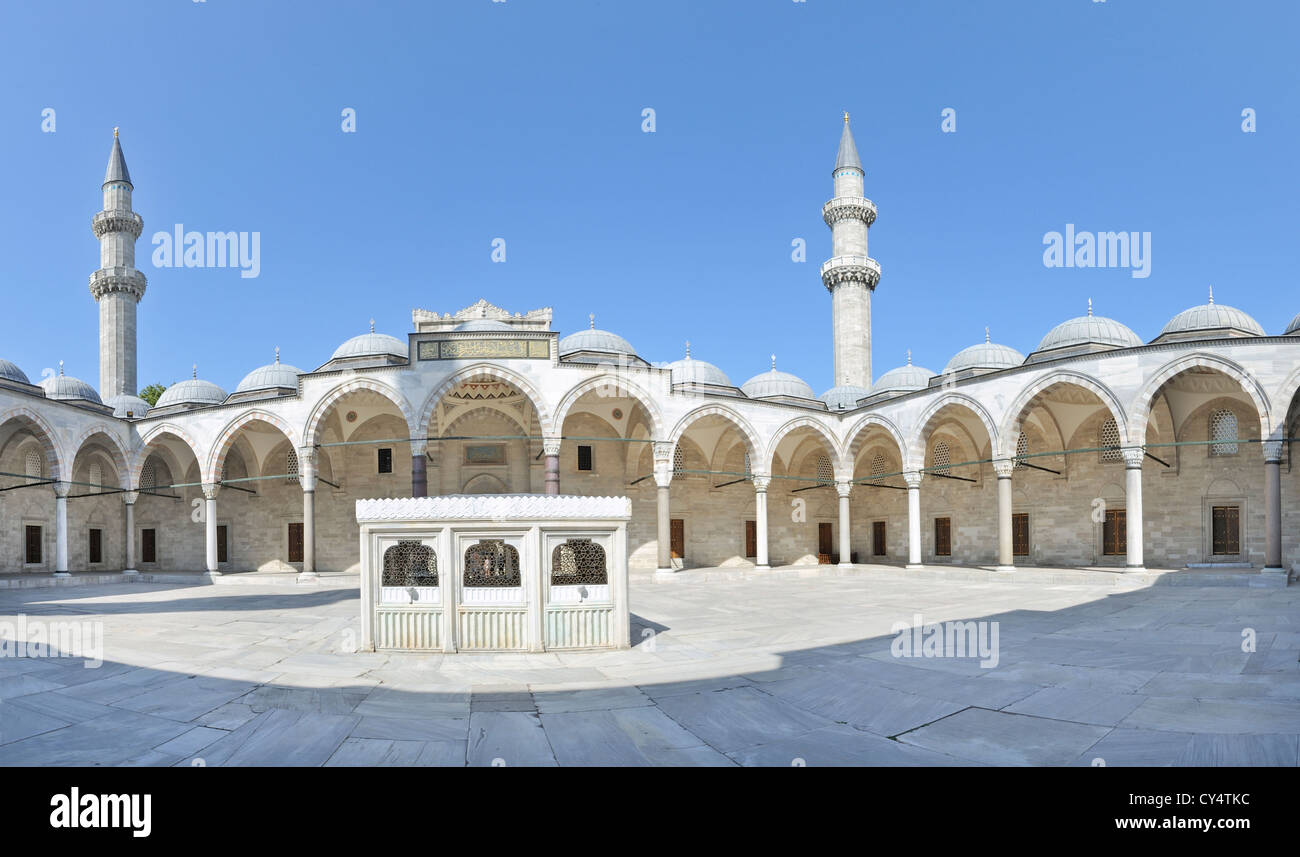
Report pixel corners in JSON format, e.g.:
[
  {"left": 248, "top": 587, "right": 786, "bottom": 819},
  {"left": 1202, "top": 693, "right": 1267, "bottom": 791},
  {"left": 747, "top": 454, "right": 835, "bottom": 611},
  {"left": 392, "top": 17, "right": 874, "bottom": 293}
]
[
  {"left": 25, "top": 449, "right": 41, "bottom": 483},
  {"left": 1014, "top": 432, "right": 1028, "bottom": 469},
  {"left": 550, "top": 538, "right": 607, "bottom": 585},
  {"left": 141, "top": 462, "right": 156, "bottom": 489},
  {"left": 381, "top": 541, "right": 438, "bottom": 587},
  {"left": 1099, "top": 418, "right": 1121, "bottom": 462},
  {"left": 1210, "top": 409, "right": 1238, "bottom": 456},
  {"left": 286, "top": 449, "right": 299, "bottom": 477},
  {"left": 816, "top": 455, "right": 833, "bottom": 482},
  {"left": 932, "top": 441, "right": 951, "bottom": 476},
  {"left": 89, "top": 462, "right": 102, "bottom": 488},
  {"left": 673, "top": 445, "right": 684, "bottom": 474},
  {"left": 870, "top": 453, "right": 887, "bottom": 481},
  {"left": 463, "top": 539, "right": 521, "bottom": 587}
]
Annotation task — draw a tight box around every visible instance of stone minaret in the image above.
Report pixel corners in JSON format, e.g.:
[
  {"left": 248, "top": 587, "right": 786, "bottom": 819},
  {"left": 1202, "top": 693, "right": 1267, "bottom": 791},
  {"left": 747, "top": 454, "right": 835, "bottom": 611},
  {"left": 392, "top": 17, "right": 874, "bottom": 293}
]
[
  {"left": 821, "top": 113, "right": 880, "bottom": 389},
  {"left": 89, "top": 129, "right": 147, "bottom": 399}
]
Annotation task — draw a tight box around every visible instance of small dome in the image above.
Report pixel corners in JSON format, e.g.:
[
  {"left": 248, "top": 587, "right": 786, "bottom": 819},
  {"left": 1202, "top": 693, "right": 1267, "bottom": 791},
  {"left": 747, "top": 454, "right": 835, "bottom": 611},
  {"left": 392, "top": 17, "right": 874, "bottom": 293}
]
[
  {"left": 454, "top": 319, "right": 514, "bottom": 332},
  {"left": 943, "top": 332, "right": 1025, "bottom": 375},
  {"left": 39, "top": 369, "right": 102, "bottom": 404},
  {"left": 235, "top": 353, "right": 303, "bottom": 393},
  {"left": 0, "top": 359, "right": 30, "bottom": 385},
  {"left": 820, "top": 385, "right": 872, "bottom": 411},
  {"left": 331, "top": 331, "right": 408, "bottom": 361},
  {"left": 559, "top": 328, "right": 637, "bottom": 358},
  {"left": 741, "top": 363, "right": 816, "bottom": 400},
  {"left": 1160, "top": 293, "right": 1265, "bottom": 340},
  {"left": 874, "top": 359, "right": 937, "bottom": 395},
  {"left": 1286, "top": 312, "right": 1300, "bottom": 336},
  {"left": 1035, "top": 306, "right": 1142, "bottom": 355},
  {"left": 156, "top": 377, "right": 228, "bottom": 408},
  {"left": 106, "top": 394, "right": 151, "bottom": 419},
  {"left": 658, "top": 357, "right": 732, "bottom": 387}
]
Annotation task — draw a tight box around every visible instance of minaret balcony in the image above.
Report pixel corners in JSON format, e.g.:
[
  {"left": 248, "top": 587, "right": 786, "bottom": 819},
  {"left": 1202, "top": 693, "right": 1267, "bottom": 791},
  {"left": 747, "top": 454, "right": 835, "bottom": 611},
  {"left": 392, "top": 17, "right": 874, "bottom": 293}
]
[
  {"left": 822, "top": 196, "right": 877, "bottom": 227},
  {"left": 820, "top": 255, "right": 881, "bottom": 291},
  {"left": 92, "top": 209, "right": 143, "bottom": 240},
  {"left": 89, "top": 267, "right": 147, "bottom": 300}
]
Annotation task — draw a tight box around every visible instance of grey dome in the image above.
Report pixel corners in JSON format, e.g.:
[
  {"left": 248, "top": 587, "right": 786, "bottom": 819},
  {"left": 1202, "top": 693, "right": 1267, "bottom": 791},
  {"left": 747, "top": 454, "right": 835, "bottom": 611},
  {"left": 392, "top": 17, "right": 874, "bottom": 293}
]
[
  {"left": 454, "top": 319, "right": 514, "bottom": 332},
  {"left": 1035, "top": 312, "right": 1142, "bottom": 354},
  {"left": 873, "top": 361, "right": 937, "bottom": 395},
  {"left": 943, "top": 338, "right": 1025, "bottom": 375},
  {"left": 659, "top": 357, "right": 732, "bottom": 387},
  {"left": 331, "top": 332, "right": 408, "bottom": 360},
  {"left": 156, "top": 377, "right": 228, "bottom": 408},
  {"left": 236, "top": 358, "right": 303, "bottom": 392},
  {"left": 107, "top": 394, "right": 151, "bottom": 419},
  {"left": 1160, "top": 300, "right": 1265, "bottom": 339},
  {"left": 559, "top": 328, "right": 637, "bottom": 357},
  {"left": 1286, "top": 312, "right": 1300, "bottom": 336},
  {"left": 0, "top": 359, "right": 30, "bottom": 385},
  {"left": 39, "top": 372, "right": 102, "bottom": 404},
  {"left": 820, "top": 384, "right": 872, "bottom": 411},
  {"left": 741, "top": 368, "right": 816, "bottom": 400}
]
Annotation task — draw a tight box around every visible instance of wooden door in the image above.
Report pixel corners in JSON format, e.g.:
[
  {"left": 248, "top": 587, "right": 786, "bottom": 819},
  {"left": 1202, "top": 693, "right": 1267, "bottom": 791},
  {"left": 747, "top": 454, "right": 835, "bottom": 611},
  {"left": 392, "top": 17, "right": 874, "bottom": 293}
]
[
  {"left": 934, "top": 517, "right": 951, "bottom": 557},
  {"left": 1103, "top": 509, "right": 1126, "bottom": 556},
  {"left": 818, "top": 522, "right": 833, "bottom": 556},
  {"left": 288, "top": 522, "right": 304, "bottom": 563},
  {"left": 872, "top": 521, "right": 886, "bottom": 556},
  {"left": 25, "top": 525, "right": 41, "bottom": 564},
  {"left": 670, "top": 518, "right": 684, "bottom": 559},
  {"left": 744, "top": 520, "right": 757, "bottom": 558},
  {"left": 1212, "top": 506, "right": 1240, "bottom": 555},
  {"left": 1012, "top": 513, "right": 1029, "bottom": 556},
  {"left": 89, "top": 529, "right": 102, "bottom": 564},
  {"left": 217, "top": 525, "right": 228, "bottom": 564},
  {"left": 141, "top": 528, "right": 156, "bottom": 564}
]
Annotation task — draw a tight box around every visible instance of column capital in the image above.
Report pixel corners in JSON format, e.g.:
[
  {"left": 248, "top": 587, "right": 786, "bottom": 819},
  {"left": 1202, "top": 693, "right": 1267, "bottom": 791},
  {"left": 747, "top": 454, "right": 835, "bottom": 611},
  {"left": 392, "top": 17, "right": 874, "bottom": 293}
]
[
  {"left": 752, "top": 474, "right": 771, "bottom": 492},
  {"left": 52, "top": 481, "right": 70, "bottom": 499},
  {"left": 542, "top": 436, "right": 562, "bottom": 457},
  {"left": 653, "top": 440, "right": 675, "bottom": 462},
  {"left": 121, "top": 490, "right": 139, "bottom": 505},
  {"left": 992, "top": 458, "right": 1015, "bottom": 479},
  {"left": 202, "top": 482, "right": 220, "bottom": 500},
  {"left": 903, "top": 470, "right": 923, "bottom": 489},
  {"left": 1121, "top": 446, "right": 1145, "bottom": 469},
  {"left": 653, "top": 465, "right": 673, "bottom": 488},
  {"left": 409, "top": 439, "right": 427, "bottom": 458},
  {"left": 835, "top": 480, "right": 852, "bottom": 498},
  {"left": 1262, "top": 439, "right": 1284, "bottom": 463}
]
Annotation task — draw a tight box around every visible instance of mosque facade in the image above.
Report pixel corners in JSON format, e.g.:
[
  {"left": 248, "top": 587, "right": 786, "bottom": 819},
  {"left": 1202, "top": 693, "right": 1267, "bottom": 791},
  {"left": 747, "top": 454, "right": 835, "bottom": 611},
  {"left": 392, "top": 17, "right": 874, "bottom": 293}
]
[{"left": 1, "top": 120, "right": 1297, "bottom": 581}]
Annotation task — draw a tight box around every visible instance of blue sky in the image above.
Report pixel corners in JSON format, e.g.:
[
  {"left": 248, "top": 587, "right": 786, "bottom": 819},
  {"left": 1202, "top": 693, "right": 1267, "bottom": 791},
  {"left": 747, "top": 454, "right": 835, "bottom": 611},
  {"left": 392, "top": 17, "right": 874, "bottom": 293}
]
[{"left": 1, "top": 0, "right": 1296, "bottom": 395}]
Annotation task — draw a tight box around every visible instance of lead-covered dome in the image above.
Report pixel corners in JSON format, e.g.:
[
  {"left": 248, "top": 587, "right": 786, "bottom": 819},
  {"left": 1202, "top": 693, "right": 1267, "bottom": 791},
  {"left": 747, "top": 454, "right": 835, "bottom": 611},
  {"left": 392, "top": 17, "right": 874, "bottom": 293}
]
[
  {"left": 1282, "top": 311, "right": 1299, "bottom": 336},
  {"left": 943, "top": 330, "right": 1025, "bottom": 375},
  {"left": 558, "top": 318, "right": 637, "bottom": 359},
  {"left": 1032, "top": 302, "right": 1142, "bottom": 360},
  {"left": 820, "top": 385, "right": 872, "bottom": 411},
  {"left": 660, "top": 356, "right": 732, "bottom": 387},
  {"left": 156, "top": 372, "right": 228, "bottom": 408},
  {"left": 331, "top": 328, "right": 408, "bottom": 360},
  {"left": 742, "top": 359, "right": 816, "bottom": 400},
  {"left": 873, "top": 355, "right": 937, "bottom": 395},
  {"left": 236, "top": 351, "right": 303, "bottom": 393},
  {"left": 107, "top": 393, "right": 151, "bottom": 419},
  {"left": 0, "top": 359, "right": 30, "bottom": 385},
  {"left": 1159, "top": 290, "right": 1265, "bottom": 340},
  {"left": 39, "top": 366, "right": 102, "bottom": 404}
]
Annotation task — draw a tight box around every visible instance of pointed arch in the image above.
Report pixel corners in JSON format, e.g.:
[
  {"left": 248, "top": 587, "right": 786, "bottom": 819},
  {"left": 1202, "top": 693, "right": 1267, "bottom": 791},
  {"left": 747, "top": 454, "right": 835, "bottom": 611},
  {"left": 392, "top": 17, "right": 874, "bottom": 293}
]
[
  {"left": 842, "top": 413, "right": 908, "bottom": 476},
  {"left": 997, "top": 370, "right": 1129, "bottom": 458},
  {"left": 130, "top": 422, "right": 204, "bottom": 490},
  {"left": 71, "top": 424, "right": 131, "bottom": 489},
  {"left": 1130, "top": 352, "right": 1272, "bottom": 441},
  {"left": 906, "top": 392, "right": 999, "bottom": 469},
  {"left": 553, "top": 373, "right": 665, "bottom": 440},
  {"left": 418, "top": 363, "right": 554, "bottom": 439},
  {"left": 765, "top": 416, "right": 841, "bottom": 477},
  {"left": 206, "top": 409, "right": 300, "bottom": 484},
  {"left": 304, "top": 378, "right": 418, "bottom": 447},
  {"left": 667, "top": 404, "right": 764, "bottom": 470},
  {"left": 0, "top": 406, "right": 67, "bottom": 480},
  {"left": 1271, "top": 363, "right": 1300, "bottom": 442}
]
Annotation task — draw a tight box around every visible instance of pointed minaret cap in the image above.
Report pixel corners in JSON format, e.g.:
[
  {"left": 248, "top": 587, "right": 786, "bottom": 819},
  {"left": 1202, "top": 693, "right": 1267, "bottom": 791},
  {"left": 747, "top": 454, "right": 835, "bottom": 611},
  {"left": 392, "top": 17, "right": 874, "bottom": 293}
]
[
  {"left": 104, "top": 128, "right": 132, "bottom": 187},
  {"left": 835, "top": 112, "right": 862, "bottom": 171}
]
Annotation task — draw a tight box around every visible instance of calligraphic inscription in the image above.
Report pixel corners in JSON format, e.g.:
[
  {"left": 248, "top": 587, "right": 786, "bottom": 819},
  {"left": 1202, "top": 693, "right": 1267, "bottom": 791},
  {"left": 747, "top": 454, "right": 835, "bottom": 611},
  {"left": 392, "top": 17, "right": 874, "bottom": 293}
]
[
  {"left": 465, "top": 444, "right": 507, "bottom": 465},
  {"left": 417, "top": 338, "right": 549, "bottom": 360}
]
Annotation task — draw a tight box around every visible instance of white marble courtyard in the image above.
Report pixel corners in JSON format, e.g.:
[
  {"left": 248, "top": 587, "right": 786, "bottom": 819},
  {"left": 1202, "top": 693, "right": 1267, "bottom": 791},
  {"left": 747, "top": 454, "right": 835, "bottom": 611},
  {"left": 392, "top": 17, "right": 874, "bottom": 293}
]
[{"left": 0, "top": 567, "right": 1296, "bottom": 766}]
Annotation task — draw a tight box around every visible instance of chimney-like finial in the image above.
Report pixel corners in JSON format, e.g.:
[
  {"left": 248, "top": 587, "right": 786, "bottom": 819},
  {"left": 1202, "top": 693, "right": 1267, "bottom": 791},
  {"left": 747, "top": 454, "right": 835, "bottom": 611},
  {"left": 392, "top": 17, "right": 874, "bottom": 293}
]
[
  {"left": 589, "top": 313, "right": 595, "bottom": 330},
  {"left": 1208, "top": 285, "right": 1214, "bottom": 305}
]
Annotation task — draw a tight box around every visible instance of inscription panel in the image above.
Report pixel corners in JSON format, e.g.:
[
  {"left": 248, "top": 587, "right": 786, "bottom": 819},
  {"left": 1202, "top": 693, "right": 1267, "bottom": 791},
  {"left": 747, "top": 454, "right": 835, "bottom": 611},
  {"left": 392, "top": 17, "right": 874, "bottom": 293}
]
[{"left": 417, "top": 338, "right": 550, "bottom": 360}]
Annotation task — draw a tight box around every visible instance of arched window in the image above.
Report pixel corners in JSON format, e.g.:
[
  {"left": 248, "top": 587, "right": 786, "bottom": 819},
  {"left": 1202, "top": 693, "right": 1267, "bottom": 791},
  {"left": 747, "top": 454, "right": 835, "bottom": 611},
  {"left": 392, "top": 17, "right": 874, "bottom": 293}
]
[
  {"left": 285, "top": 449, "right": 299, "bottom": 477},
  {"left": 550, "top": 538, "right": 607, "bottom": 585},
  {"left": 816, "top": 455, "right": 833, "bottom": 483},
  {"left": 870, "top": 453, "right": 887, "bottom": 481},
  {"left": 141, "top": 462, "right": 156, "bottom": 489},
  {"left": 24, "top": 449, "right": 42, "bottom": 484},
  {"left": 88, "top": 462, "right": 103, "bottom": 489},
  {"left": 743, "top": 451, "right": 752, "bottom": 478},
  {"left": 1099, "top": 417, "right": 1121, "bottom": 462},
  {"left": 464, "top": 539, "right": 521, "bottom": 587},
  {"left": 382, "top": 541, "right": 438, "bottom": 587},
  {"left": 932, "top": 440, "right": 951, "bottom": 476},
  {"left": 1210, "top": 409, "right": 1238, "bottom": 456},
  {"left": 672, "top": 445, "right": 684, "bottom": 474},
  {"left": 1013, "top": 432, "right": 1028, "bottom": 469}
]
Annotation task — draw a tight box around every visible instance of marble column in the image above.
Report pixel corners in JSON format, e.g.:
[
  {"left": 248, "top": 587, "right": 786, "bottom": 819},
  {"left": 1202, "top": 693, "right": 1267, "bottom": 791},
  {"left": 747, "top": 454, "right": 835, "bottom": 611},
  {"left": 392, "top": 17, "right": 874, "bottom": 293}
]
[
  {"left": 1121, "top": 447, "right": 1145, "bottom": 572},
  {"left": 410, "top": 440, "right": 427, "bottom": 498},
  {"left": 653, "top": 442, "right": 674, "bottom": 575},
  {"left": 543, "top": 437, "right": 561, "bottom": 495},
  {"left": 994, "top": 458, "right": 1015, "bottom": 572},
  {"left": 203, "top": 482, "right": 220, "bottom": 576},
  {"left": 53, "top": 482, "right": 69, "bottom": 577},
  {"left": 836, "top": 479, "right": 852, "bottom": 567},
  {"left": 1263, "top": 440, "right": 1283, "bottom": 573},
  {"left": 299, "top": 447, "right": 318, "bottom": 580},
  {"left": 905, "top": 470, "right": 923, "bottom": 569},
  {"left": 753, "top": 475, "right": 770, "bottom": 570},
  {"left": 122, "top": 491, "right": 138, "bottom": 574}
]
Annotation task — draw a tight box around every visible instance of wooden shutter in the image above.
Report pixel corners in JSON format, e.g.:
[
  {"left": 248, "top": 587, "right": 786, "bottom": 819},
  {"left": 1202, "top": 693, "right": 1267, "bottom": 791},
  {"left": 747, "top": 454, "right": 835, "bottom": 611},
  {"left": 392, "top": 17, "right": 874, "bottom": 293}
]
[
  {"left": 217, "top": 525, "right": 228, "bottom": 564},
  {"left": 577, "top": 445, "right": 593, "bottom": 472},
  {"left": 141, "top": 529, "right": 156, "bottom": 564},
  {"left": 25, "top": 525, "right": 41, "bottom": 564},
  {"left": 89, "top": 529, "right": 102, "bottom": 564},
  {"left": 670, "top": 518, "right": 684, "bottom": 558},
  {"left": 934, "top": 517, "right": 951, "bottom": 557},
  {"left": 288, "top": 523, "right": 304, "bottom": 563},
  {"left": 377, "top": 448, "right": 393, "bottom": 474},
  {"left": 744, "top": 520, "right": 757, "bottom": 557},
  {"left": 1012, "top": 513, "right": 1029, "bottom": 556},
  {"left": 872, "top": 521, "right": 886, "bottom": 556}
]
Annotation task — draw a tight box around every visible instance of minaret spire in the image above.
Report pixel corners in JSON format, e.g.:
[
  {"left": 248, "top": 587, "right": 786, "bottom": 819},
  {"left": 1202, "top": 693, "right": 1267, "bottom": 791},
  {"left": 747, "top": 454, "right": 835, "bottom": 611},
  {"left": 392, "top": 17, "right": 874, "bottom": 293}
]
[
  {"left": 821, "top": 114, "right": 880, "bottom": 390},
  {"left": 90, "top": 128, "right": 147, "bottom": 399}
]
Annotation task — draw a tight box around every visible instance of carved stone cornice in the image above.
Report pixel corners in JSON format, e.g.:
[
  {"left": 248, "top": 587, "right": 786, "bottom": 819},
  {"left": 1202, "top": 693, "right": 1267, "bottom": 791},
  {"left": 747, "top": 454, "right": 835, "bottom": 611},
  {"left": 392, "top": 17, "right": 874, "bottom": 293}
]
[
  {"left": 822, "top": 196, "right": 877, "bottom": 228},
  {"left": 91, "top": 209, "right": 143, "bottom": 240},
  {"left": 820, "top": 255, "right": 882, "bottom": 291},
  {"left": 89, "top": 267, "right": 147, "bottom": 301}
]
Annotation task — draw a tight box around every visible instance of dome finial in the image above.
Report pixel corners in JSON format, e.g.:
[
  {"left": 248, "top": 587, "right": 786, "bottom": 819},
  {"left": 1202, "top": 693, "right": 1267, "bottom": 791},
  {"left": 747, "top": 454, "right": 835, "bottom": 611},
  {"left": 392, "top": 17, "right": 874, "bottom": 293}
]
[
  {"left": 369, "top": 318, "right": 375, "bottom": 333},
  {"left": 58, "top": 360, "right": 64, "bottom": 377},
  {"left": 771, "top": 353, "right": 777, "bottom": 371},
  {"left": 1088, "top": 298, "right": 1093, "bottom": 317},
  {"left": 589, "top": 313, "right": 595, "bottom": 330},
  {"left": 274, "top": 346, "right": 280, "bottom": 364},
  {"left": 906, "top": 349, "right": 912, "bottom": 366},
  {"left": 192, "top": 362, "right": 198, "bottom": 380},
  {"left": 684, "top": 340, "right": 691, "bottom": 359},
  {"left": 113, "top": 127, "right": 119, "bottom": 138},
  {"left": 985, "top": 326, "right": 990, "bottom": 343},
  {"left": 843, "top": 111, "right": 850, "bottom": 125},
  {"left": 1208, "top": 285, "right": 1214, "bottom": 305}
]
